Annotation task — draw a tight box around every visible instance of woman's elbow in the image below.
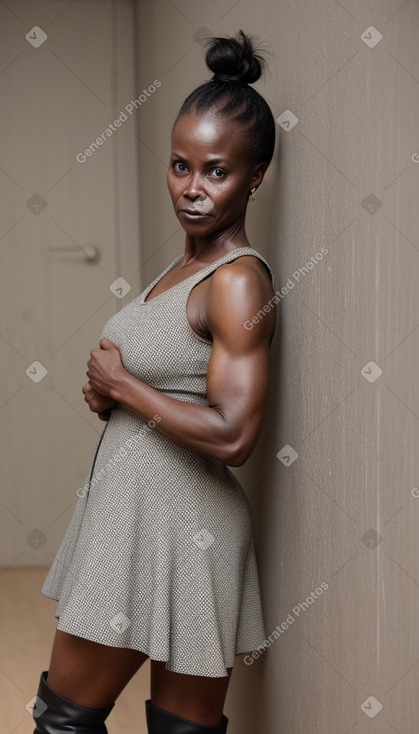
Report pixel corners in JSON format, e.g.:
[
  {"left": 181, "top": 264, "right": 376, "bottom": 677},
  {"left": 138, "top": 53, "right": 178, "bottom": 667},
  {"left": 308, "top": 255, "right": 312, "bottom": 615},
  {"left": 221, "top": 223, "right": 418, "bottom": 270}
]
[
  {"left": 222, "top": 436, "right": 254, "bottom": 467},
  {"left": 213, "top": 416, "right": 260, "bottom": 466},
  {"left": 226, "top": 451, "right": 248, "bottom": 467}
]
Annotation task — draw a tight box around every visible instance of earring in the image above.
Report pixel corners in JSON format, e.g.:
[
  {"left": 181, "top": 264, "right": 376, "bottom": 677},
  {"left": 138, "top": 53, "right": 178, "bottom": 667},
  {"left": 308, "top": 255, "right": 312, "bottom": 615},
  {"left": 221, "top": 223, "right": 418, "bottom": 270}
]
[{"left": 249, "top": 187, "right": 256, "bottom": 202}]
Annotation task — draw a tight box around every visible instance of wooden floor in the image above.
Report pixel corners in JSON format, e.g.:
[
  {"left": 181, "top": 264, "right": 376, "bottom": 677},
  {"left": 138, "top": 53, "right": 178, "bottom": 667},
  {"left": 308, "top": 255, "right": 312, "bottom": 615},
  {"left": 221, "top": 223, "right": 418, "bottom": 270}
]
[{"left": 1, "top": 568, "right": 150, "bottom": 734}]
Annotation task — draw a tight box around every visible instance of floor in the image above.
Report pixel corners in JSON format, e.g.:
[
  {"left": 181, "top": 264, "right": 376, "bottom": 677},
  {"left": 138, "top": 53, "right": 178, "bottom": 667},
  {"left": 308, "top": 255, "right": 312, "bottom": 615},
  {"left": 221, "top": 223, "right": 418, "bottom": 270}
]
[{"left": 1, "top": 567, "right": 150, "bottom": 734}]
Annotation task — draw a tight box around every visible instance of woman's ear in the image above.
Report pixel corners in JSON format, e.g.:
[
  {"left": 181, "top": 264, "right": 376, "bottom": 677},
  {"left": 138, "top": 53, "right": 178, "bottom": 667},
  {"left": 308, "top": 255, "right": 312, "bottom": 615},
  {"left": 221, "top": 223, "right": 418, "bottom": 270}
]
[{"left": 250, "top": 161, "right": 268, "bottom": 191}]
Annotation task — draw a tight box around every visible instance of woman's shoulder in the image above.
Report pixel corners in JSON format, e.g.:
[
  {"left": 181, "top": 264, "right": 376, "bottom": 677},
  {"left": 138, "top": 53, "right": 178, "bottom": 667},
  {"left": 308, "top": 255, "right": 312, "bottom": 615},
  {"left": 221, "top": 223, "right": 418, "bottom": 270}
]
[
  {"left": 215, "top": 248, "right": 275, "bottom": 295},
  {"left": 205, "top": 249, "right": 277, "bottom": 341}
]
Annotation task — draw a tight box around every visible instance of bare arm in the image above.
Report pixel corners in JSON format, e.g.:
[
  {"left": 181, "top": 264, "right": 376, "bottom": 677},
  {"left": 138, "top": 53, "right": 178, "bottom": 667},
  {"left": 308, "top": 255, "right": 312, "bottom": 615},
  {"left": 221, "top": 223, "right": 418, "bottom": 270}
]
[{"left": 92, "top": 260, "right": 276, "bottom": 466}]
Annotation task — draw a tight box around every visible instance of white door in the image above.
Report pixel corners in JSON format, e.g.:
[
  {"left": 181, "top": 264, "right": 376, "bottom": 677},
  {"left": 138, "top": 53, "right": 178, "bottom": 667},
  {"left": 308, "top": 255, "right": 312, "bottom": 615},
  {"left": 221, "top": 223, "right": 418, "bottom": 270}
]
[{"left": 0, "top": 0, "right": 142, "bottom": 566}]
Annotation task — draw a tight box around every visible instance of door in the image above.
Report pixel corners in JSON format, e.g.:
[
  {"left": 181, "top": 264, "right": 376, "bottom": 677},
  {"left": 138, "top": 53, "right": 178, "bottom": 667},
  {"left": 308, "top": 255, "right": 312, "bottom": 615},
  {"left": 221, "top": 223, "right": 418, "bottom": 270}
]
[{"left": 0, "top": 0, "right": 141, "bottom": 566}]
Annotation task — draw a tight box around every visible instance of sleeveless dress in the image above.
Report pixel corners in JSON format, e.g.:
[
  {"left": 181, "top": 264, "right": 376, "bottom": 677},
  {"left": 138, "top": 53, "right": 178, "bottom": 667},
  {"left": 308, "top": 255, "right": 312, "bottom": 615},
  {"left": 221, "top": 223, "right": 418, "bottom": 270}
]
[{"left": 41, "top": 246, "right": 275, "bottom": 678}]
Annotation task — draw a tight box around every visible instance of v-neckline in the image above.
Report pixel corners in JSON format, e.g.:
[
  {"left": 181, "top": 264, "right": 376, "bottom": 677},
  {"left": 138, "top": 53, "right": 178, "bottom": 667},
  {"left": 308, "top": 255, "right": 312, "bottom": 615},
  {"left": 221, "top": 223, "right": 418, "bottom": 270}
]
[{"left": 139, "top": 247, "right": 254, "bottom": 304}]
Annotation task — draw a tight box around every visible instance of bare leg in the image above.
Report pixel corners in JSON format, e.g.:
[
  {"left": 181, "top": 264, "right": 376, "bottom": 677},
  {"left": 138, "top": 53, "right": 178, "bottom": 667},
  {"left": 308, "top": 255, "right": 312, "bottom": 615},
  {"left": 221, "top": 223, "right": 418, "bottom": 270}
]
[
  {"left": 150, "top": 659, "right": 233, "bottom": 727},
  {"left": 46, "top": 628, "right": 149, "bottom": 708}
]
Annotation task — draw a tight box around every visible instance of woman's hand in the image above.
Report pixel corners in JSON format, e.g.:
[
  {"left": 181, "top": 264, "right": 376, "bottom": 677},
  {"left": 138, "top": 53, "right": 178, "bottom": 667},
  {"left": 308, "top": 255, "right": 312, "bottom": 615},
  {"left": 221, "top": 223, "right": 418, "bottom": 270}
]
[
  {"left": 82, "top": 382, "right": 119, "bottom": 421},
  {"left": 86, "top": 337, "right": 126, "bottom": 399}
]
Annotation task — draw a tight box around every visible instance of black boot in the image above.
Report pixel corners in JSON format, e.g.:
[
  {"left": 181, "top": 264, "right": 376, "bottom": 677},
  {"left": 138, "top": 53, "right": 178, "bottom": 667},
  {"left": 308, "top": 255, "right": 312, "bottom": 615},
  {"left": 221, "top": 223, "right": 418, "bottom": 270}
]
[
  {"left": 145, "top": 699, "right": 228, "bottom": 733},
  {"left": 32, "top": 671, "right": 114, "bottom": 733}
]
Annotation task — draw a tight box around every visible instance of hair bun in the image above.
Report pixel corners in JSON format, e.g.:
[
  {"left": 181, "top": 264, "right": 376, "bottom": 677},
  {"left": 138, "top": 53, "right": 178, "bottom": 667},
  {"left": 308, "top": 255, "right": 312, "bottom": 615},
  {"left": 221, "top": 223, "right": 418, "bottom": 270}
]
[{"left": 205, "top": 29, "right": 264, "bottom": 85}]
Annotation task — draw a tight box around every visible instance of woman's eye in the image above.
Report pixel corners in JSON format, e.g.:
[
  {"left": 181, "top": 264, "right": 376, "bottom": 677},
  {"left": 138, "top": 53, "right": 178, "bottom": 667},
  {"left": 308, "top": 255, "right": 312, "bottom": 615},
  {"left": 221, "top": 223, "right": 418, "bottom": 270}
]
[{"left": 172, "top": 162, "right": 225, "bottom": 178}]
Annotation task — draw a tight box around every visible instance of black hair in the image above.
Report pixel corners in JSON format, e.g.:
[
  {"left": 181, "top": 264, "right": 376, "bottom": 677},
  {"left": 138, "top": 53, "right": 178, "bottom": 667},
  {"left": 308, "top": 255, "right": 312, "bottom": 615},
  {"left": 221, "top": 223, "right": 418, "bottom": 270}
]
[{"left": 172, "top": 30, "right": 276, "bottom": 169}]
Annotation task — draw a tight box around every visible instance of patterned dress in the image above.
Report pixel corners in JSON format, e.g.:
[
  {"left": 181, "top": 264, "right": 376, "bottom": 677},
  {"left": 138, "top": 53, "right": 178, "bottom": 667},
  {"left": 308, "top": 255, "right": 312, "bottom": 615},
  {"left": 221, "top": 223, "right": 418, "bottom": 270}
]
[{"left": 41, "top": 246, "right": 274, "bottom": 677}]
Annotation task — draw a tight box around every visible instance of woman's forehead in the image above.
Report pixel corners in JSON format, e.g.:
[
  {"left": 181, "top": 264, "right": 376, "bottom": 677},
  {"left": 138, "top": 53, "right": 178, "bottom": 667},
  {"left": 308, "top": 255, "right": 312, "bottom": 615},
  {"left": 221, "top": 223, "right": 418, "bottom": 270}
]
[{"left": 172, "top": 111, "right": 246, "bottom": 156}]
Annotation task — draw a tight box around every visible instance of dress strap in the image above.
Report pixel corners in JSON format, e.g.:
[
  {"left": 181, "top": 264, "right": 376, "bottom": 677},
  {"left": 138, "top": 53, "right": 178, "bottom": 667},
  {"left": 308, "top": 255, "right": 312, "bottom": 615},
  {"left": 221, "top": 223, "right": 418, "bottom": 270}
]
[
  {"left": 185, "top": 246, "right": 276, "bottom": 292},
  {"left": 139, "top": 246, "right": 276, "bottom": 304},
  {"left": 139, "top": 254, "right": 183, "bottom": 302}
]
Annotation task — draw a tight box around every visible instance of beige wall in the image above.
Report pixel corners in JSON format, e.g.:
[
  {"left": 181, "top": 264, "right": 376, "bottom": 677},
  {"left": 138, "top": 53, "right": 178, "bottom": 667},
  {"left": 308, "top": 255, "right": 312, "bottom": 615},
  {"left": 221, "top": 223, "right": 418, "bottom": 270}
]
[{"left": 135, "top": 1, "right": 419, "bottom": 732}]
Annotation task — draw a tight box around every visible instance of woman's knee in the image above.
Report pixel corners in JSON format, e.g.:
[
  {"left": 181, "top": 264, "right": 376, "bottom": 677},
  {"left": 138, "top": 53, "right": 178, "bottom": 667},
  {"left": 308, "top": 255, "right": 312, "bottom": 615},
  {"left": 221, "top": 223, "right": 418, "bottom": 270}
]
[
  {"left": 149, "top": 660, "right": 233, "bottom": 726},
  {"left": 46, "top": 629, "right": 149, "bottom": 708}
]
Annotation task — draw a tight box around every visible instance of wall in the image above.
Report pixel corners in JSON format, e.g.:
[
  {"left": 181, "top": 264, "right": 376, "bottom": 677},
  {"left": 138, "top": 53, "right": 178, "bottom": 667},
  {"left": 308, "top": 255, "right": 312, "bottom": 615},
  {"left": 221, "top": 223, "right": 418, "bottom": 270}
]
[{"left": 134, "top": 1, "right": 419, "bottom": 732}]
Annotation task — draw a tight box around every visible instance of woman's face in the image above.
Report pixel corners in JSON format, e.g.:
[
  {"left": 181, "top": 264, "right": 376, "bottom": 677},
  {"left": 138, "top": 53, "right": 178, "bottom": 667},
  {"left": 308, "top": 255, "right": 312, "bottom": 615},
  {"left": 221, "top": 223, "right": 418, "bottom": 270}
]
[{"left": 167, "top": 108, "right": 266, "bottom": 238}]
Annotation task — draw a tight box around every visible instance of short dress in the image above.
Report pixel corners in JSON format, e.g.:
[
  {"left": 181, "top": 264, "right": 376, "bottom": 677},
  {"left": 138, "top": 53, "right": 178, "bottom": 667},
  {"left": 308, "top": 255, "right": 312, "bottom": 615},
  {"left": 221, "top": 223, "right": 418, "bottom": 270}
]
[{"left": 41, "top": 245, "right": 275, "bottom": 677}]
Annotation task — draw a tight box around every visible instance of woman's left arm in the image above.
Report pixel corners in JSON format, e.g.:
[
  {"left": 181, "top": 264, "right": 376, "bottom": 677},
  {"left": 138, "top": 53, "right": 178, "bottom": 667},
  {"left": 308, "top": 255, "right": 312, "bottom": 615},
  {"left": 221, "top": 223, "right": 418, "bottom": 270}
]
[{"left": 86, "top": 262, "right": 276, "bottom": 466}]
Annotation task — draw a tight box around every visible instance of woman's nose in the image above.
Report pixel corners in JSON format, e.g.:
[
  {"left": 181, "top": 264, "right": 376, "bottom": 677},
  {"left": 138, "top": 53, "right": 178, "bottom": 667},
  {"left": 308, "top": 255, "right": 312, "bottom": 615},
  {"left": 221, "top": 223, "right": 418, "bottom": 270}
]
[{"left": 184, "top": 172, "right": 204, "bottom": 199}]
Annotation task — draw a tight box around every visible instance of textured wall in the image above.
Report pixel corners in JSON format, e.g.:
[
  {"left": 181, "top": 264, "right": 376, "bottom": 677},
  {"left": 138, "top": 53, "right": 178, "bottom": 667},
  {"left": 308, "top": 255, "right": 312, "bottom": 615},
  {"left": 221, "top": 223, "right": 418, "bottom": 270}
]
[{"left": 134, "top": 1, "right": 419, "bottom": 732}]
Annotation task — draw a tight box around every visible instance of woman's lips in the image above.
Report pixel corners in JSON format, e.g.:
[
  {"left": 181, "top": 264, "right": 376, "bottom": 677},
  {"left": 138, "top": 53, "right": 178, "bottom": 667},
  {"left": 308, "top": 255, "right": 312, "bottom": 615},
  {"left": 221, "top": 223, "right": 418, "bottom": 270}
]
[
  {"left": 179, "top": 198, "right": 215, "bottom": 216},
  {"left": 180, "top": 210, "right": 210, "bottom": 220}
]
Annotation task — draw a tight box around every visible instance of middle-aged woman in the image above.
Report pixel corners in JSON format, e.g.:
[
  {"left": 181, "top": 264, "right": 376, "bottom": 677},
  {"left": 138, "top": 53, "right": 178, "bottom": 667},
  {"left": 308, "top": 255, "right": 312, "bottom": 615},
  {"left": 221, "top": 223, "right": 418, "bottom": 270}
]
[{"left": 34, "top": 29, "right": 277, "bottom": 734}]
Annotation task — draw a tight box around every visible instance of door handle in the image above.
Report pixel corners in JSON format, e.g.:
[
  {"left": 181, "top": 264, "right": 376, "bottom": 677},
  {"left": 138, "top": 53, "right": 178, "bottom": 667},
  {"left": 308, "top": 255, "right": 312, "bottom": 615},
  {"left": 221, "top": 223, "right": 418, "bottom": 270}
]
[{"left": 48, "top": 244, "right": 100, "bottom": 263}]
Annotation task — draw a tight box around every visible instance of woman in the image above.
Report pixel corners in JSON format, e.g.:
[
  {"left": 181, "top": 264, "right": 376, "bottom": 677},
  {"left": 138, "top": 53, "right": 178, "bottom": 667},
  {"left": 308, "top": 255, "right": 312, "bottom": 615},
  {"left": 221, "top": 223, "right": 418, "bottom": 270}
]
[{"left": 33, "top": 29, "right": 276, "bottom": 734}]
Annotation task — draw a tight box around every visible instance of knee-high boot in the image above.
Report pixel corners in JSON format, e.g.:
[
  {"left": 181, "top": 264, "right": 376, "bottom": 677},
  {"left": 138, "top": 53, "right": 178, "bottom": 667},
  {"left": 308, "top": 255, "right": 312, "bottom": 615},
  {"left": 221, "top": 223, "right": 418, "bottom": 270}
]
[
  {"left": 32, "top": 671, "right": 114, "bottom": 733},
  {"left": 145, "top": 699, "right": 228, "bottom": 733}
]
